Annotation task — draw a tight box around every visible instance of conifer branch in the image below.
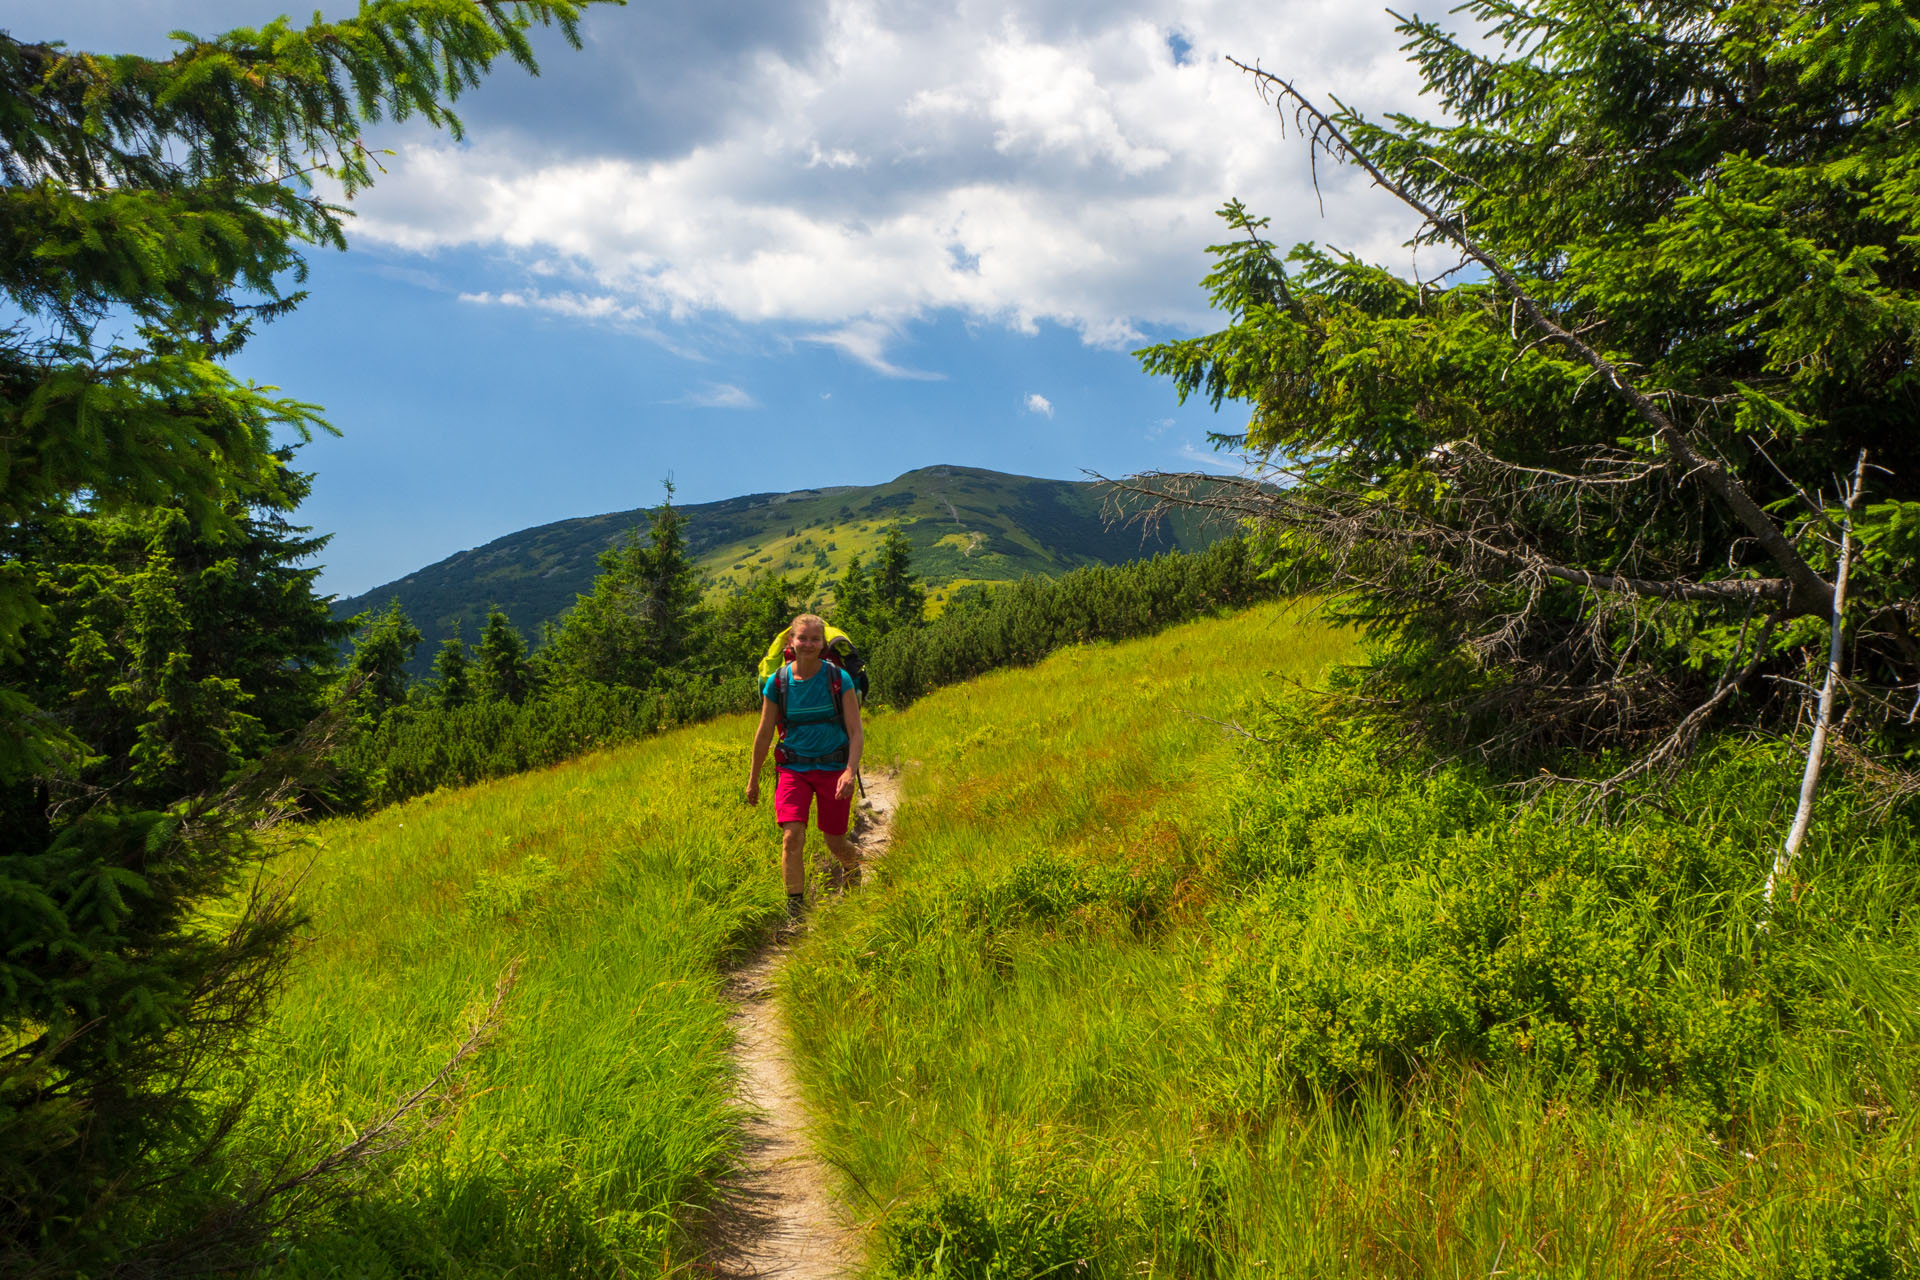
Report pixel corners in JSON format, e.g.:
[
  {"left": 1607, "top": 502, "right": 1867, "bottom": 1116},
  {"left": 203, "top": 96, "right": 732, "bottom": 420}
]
[{"left": 1226, "top": 56, "right": 1836, "bottom": 620}]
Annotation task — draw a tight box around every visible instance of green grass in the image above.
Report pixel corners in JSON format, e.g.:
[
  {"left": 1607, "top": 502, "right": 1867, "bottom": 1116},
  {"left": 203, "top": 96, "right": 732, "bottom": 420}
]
[
  {"left": 783, "top": 604, "right": 1920, "bottom": 1278},
  {"left": 240, "top": 729, "right": 805, "bottom": 1275},
  {"left": 784, "top": 600, "right": 1355, "bottom": 1272},
  {"left": 242, "top": 595, "right": 1920, "bottom": 1276}
]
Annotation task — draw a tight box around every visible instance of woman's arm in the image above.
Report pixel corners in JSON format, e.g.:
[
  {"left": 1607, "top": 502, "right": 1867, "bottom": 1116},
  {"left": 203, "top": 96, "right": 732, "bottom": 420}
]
[
  {"left": 746, "top": 696, "right": 780, "bottom": 803},
  {"left": 837, "top": 690, "right": 864, "bottom": 799}
]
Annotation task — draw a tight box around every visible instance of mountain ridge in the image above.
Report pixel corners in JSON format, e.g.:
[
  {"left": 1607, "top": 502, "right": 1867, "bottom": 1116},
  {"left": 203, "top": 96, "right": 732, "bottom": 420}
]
[{"left": 331, "top": 465, "right": 1216, "bottom": 673}]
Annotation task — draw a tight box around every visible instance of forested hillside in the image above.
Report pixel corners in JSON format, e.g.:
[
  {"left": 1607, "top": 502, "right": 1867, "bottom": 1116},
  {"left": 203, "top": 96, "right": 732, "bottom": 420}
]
[{"left": 330, "top": 466, "right": 1223, "bottom": 673}]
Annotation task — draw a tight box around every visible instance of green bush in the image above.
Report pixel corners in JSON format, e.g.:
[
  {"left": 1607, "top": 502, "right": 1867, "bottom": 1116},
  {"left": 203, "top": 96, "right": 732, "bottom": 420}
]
[
  {"left": 344, "top": 540, "right": 1273, "bottom": 812},
  {"left": 339, "top": 676, "right": 757, "bottom": 809},
  {"left": 1204, "top": 696, "right": 1920, "bottom": 1123},
  {"left": 865, "top": 537, "right": 1274, "bottom": 706}
]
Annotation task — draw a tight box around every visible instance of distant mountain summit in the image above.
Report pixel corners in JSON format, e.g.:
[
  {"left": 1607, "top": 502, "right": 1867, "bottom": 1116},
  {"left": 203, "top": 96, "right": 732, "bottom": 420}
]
[{"left": 330, "top": 466, "right": 1216, "bottom": 672}]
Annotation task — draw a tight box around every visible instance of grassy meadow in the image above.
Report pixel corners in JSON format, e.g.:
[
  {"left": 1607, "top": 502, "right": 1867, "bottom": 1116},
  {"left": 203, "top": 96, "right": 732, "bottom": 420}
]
[
  {"left": 238, "top": 595, "right": 1920, "bottom": 1276},
  {"left": 239, "top": 724, "right": 803, "bottom": 1274},
  {"left": 784, "top": 608, "right": 1920, "bottom": 1277}
]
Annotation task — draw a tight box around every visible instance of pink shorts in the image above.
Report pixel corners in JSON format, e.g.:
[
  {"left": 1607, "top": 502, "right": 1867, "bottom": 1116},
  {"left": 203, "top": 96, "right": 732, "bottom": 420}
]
[{"left": 774, "top": 767, "right": 852, "bottom": 834}]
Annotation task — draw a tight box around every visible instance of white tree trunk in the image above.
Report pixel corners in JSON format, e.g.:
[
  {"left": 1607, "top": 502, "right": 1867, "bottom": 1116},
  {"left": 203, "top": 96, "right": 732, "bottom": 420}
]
[{"left": 1761, "top": 452, "right": 1868, "bottom": 926}]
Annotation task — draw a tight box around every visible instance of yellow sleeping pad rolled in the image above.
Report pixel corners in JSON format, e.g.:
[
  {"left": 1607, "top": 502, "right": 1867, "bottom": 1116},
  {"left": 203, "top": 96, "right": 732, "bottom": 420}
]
[{"left": 756, "top": 623, "right": 857, "bottom": 682}]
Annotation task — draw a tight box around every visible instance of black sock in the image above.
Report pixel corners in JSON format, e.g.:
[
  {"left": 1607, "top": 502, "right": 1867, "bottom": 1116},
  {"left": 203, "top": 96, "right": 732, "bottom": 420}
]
[{"left": 786, "top": 891, "right": 805, "bottom": 919}]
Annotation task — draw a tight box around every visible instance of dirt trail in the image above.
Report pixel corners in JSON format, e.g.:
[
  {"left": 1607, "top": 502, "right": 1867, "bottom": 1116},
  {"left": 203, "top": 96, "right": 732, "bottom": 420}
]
[{"left": 705, "top": 770, "right": 901, "bottom": 1279}]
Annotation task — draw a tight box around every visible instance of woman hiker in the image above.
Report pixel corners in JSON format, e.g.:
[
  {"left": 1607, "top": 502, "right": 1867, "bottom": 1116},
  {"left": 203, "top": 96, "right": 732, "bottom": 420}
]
[{"left": 745, "top": 613, "right": 864, "bottom": 926}]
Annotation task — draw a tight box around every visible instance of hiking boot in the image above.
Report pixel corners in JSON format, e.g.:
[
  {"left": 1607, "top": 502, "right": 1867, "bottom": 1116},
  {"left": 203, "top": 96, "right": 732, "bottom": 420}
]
[{"left": 782, "top": 891, "right": 806, "bottom": 933}]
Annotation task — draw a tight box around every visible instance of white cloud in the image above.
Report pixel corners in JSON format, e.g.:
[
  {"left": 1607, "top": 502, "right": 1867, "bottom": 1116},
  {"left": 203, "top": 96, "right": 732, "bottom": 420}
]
[
  {"left": 1025, "top": 393, "right": 1054, "bottom": 417},
  {"left": 803, "top": 319, "right": 946, "bottom": 379},
  {"left": 672, "top": 382, "right": 762, "bottom": 409},
  {"left": 1178, "top": 440, "right": 1247, "bottom": 472},
  {"left": 344, "top": 0, "right": 1432, "bottom": 363}
]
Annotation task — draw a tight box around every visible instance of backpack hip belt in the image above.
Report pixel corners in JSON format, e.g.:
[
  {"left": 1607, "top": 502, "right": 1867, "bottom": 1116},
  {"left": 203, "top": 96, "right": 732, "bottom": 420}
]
[{"left": 774, "top": 744, "right": 850, "bottom": 767}]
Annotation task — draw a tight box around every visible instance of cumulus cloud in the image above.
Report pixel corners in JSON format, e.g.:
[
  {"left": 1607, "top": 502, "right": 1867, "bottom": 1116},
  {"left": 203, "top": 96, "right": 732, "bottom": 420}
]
[
  {"left": 322, "top": 0, "right": 1434, "bottom": 361},
  {"left": 1025, "top": 393, "right": 1054, "bottom": 417}
]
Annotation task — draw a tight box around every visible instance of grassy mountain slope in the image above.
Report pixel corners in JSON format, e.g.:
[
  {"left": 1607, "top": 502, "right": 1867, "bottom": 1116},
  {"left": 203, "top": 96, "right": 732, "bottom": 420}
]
[
  {"left": 329, "top": 466, "right": 1219, "bottom": 669},
  {"left": 239, "top": 595, "right": 1916, "bottom": 1275},
  {"left": 787, "top": 638, "right": 1920, "bottom": 1277},
  {"left": 240, "top": 598, "right": 1330, "bottom": 1274}
]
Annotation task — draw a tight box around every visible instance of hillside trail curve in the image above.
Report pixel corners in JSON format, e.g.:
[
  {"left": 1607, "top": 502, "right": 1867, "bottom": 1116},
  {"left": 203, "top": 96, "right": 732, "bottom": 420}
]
[{"left": 704, "top": 768, "right": 901, "bottom": 1279}]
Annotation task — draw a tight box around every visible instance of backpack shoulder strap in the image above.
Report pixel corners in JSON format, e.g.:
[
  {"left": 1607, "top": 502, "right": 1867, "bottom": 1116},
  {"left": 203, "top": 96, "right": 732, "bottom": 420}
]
[
  {"left": 826, "top": 662, "right": 849, "bottom": 736},
  {"left": 773, "top": 663, "right": 791, "bottom": 726}
]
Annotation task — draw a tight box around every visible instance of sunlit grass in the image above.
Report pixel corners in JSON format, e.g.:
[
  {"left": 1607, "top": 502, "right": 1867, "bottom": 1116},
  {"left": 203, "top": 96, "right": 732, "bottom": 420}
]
[
  {"left": 784, "top": 600, "right": 1920, "bottom": 1278},
  {"left": 243, "top": 592, "right": 1918, "bottom": 1277},
  {"left": 246, "top": 727, "right": 806, "bottom": 1275}
]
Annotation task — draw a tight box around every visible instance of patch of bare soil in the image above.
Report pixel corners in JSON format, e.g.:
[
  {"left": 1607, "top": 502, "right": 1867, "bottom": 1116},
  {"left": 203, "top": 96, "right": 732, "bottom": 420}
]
[{"left": 703, "top": 770, "right": 900, "bottom": 1278}]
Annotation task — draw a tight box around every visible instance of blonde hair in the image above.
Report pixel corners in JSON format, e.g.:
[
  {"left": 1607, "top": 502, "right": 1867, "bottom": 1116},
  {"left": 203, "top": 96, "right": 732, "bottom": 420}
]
[{"left": 789, "top": 613, "right": 828, "bottom": 638}]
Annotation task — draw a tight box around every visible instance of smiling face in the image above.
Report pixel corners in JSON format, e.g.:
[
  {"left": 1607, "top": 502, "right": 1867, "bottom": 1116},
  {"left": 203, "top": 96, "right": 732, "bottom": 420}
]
[{"left": 789, "top": 616, "right": 827, "bottom": 662}]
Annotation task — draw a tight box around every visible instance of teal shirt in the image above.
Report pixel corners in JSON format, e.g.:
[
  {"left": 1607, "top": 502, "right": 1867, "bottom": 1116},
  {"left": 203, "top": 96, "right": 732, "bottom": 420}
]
[{"left": 762, "top": 663, "right": 857, "bottom": 771}]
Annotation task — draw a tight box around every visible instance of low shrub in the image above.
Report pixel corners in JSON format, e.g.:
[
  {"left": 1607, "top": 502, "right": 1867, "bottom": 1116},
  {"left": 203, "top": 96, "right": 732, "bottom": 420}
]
[
  {"left": 865, "top": 537, "right": 1274, "bottom": 706},
  {"left": 1204, "top": 695, "right": 1920, "bottom": 1124},
  {"left": 339, "top": 676, "right": 757, "bottom": 809}
]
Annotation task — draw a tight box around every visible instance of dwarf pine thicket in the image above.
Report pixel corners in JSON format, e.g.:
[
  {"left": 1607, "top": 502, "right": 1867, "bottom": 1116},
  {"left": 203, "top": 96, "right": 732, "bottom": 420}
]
[{"left": 340, "top": 531, "right": 1274, "bottom": 808}]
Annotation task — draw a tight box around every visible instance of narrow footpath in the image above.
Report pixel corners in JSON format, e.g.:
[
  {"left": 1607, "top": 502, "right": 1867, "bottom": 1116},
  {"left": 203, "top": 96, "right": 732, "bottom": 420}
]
[{"left": 705, "top": 770, "right": 901, "bottom": 1279}]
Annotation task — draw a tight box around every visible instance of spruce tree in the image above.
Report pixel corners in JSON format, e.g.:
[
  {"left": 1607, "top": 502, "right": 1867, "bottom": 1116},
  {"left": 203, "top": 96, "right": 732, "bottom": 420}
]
[
  {"left": 1139, "top": 0, "right": 1920, "bottom": 761},
  {"left": 0, "top": 4, "right": 608, "bottom": 1268},
  {"left": 872, "top": 522, "right": 926, "bottom": 634},
  {"left": 345, "top": 600, "right": 426, "bottom": 721},
  {"left": 548, "top": 482, "right": 707, "bottom": 688},
  {"left": 629, "top": 481, "right": 705, "bottom": 672},
  {"left": 833, "top": 554, "right": 875, "bottom": 640},
  {"left": 475, "top": 607, "right": 533, "bottom": 704},
  {"left": 431, "top": 628, "right": 473, "bottom": 710}
]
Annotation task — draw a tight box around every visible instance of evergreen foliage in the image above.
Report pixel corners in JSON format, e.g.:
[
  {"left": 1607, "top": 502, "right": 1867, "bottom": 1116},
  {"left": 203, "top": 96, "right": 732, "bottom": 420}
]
[
  {"left": 430, "top": 628, "right": 473, "bottom": 710},
  {"left": 343, "top": 539, "right": 1269, "bottom": 807},
  {"left": 329, "top": 468, "right": 1226, "bottom": 677},
  {"left": 0, "top": 2, "right": 607, "bottom": 1270},
  {"left": 1138, "top": 0, "right": 1920, "bottom": 765},
  {"left": 871, "top": 521, "right": 927, "bottom": 636},
  {"left": 864, "top": 536, "right": 1275, "bottom": 706},
  {"left": 832, "top": 553, "right": 875, "bottom": 642},
  {"left": 546, "top": 483, "right": 705, "bottom": 688},
  {"left": 342, "top": 676, "right": 753, "bottom": 808},
  {"left": 697, "top": 572, "right": 818, "bottom": 678},
  {"left": 344, "top": 599, "right": 425, "bottom": 722},
  {"left": 474, "top": 606, "right": 534, "bottom": 704}
]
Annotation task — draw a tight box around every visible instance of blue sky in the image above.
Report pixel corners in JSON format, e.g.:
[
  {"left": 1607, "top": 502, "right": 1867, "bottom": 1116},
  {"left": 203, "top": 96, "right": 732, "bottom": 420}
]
[{"left": 14, "top": 0, "right": 1433, "bottom": 598}]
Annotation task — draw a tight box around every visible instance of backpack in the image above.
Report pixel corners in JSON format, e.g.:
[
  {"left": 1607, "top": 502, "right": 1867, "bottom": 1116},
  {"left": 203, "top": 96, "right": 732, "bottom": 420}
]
[
  {"left": 758, "top": 624, "right": 868, "bottom": 768},
  {"left": 755, "top": 623, "right": 870, "bottom": 698}
]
